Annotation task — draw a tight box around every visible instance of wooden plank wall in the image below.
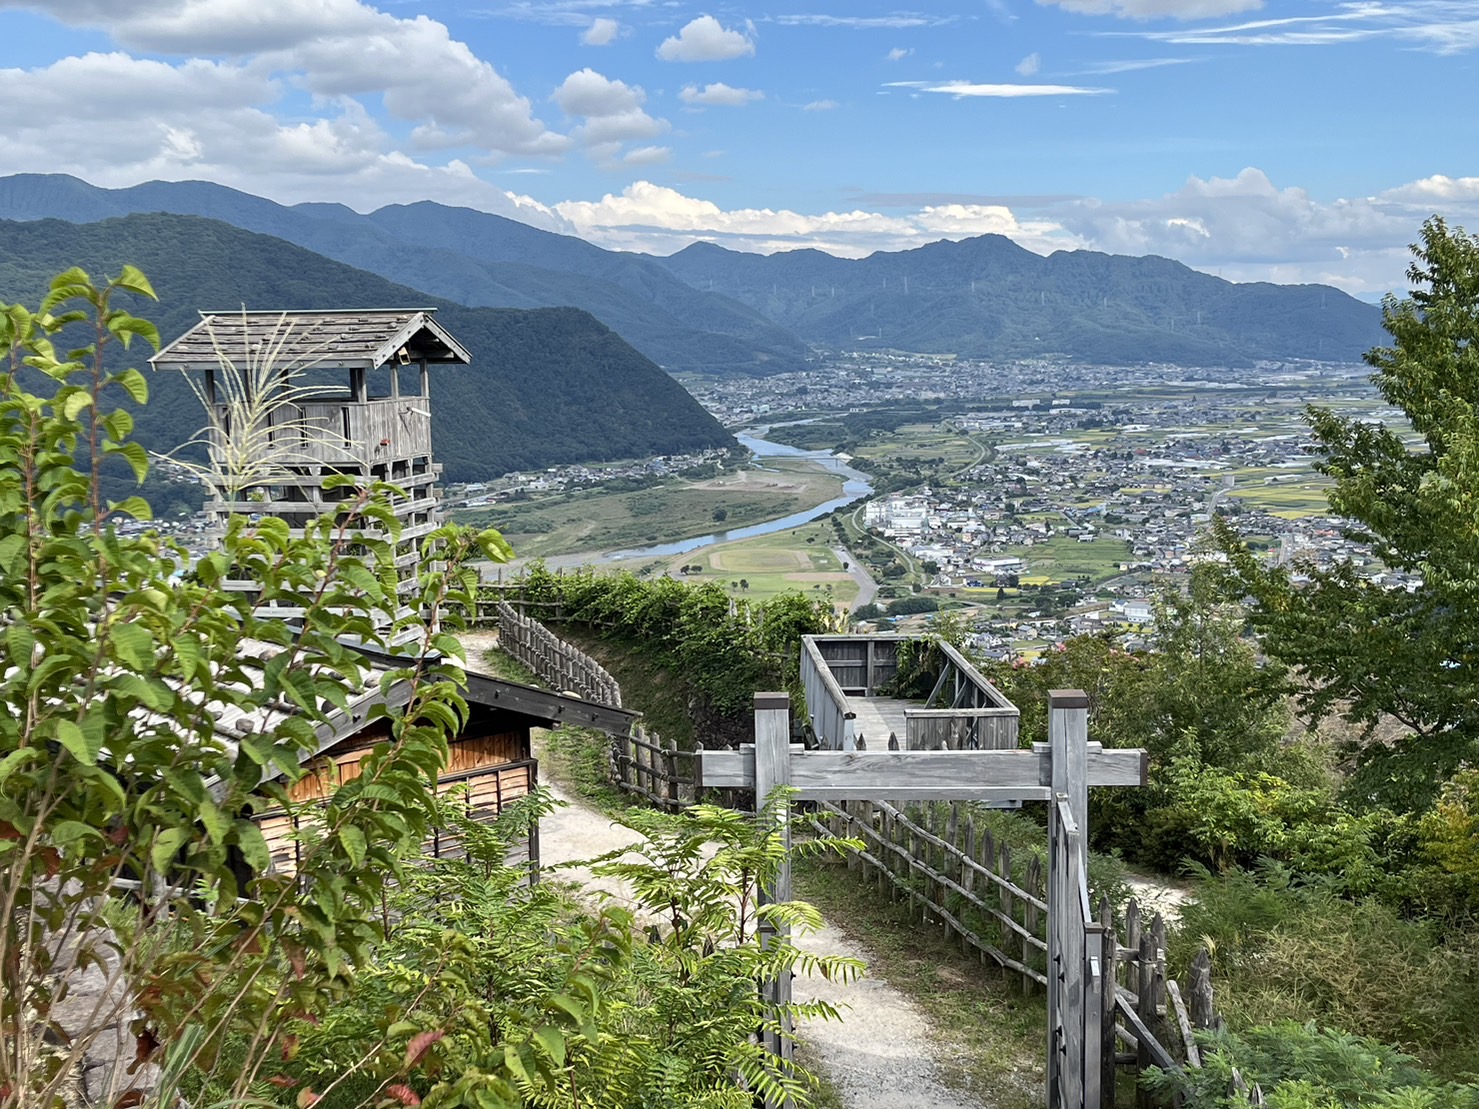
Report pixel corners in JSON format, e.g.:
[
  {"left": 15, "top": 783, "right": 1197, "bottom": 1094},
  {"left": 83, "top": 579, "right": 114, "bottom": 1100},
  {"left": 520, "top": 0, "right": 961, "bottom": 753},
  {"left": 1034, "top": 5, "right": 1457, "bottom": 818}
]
[
  {"left": 261, "top": 758, "right": 538, "bottom": 877},
  {"left": 288, "top": 731, "right": 525, "bottom": 802}
]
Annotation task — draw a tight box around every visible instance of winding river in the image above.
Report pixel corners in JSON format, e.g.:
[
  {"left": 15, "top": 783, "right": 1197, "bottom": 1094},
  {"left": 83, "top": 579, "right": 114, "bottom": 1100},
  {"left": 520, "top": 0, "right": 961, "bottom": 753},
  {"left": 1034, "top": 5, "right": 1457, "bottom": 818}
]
[{"left": 600, "top": 431, "right": 874, "bottom": 562}]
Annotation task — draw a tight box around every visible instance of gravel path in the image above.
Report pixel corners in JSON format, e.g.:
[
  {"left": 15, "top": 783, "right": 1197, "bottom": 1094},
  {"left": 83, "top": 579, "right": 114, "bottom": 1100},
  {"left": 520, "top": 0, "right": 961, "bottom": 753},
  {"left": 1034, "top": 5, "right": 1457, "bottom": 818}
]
[{"left": 534, "top": 761, "right": 993, "bottom": 1109}]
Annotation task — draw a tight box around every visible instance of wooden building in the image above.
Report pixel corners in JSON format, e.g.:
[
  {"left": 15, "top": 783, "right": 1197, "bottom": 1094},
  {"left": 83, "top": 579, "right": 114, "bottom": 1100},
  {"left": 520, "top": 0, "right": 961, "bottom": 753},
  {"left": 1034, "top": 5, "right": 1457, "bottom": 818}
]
[{"left": 245, "top": 647, "right": 637, "bottom": 876}]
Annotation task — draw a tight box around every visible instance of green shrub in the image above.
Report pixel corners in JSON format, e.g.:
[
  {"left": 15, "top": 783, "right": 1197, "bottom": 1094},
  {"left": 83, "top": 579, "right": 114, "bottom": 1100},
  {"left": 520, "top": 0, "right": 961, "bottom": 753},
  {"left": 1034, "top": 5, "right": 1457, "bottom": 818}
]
[
  {"left": 1170, "top": 868, "right": 1479, "bottom": 1076},
  {"left": 1144, "top": 1023, "right": 1479, "bottom": 1109}
]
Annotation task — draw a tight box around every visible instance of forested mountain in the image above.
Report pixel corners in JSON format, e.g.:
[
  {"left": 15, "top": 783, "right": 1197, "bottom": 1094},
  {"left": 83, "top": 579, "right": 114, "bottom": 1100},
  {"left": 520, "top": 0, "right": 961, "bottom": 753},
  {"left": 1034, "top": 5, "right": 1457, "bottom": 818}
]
[
  {"left": 657, "top": 235, "right": 1388, "bottom": 366},
  {"left": 0, "top": 213, "right": 734, "bottom": 481},
  {"left": 0, "top": 174, "right": 806, "bottom": 376}
]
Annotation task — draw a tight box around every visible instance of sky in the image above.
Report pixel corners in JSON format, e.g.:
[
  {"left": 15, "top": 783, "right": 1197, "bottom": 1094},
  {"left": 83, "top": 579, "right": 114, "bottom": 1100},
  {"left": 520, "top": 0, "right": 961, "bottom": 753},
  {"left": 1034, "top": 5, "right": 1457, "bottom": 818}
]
[{"left": 0, "top": 0, "right": 1476, "bottom": 295}]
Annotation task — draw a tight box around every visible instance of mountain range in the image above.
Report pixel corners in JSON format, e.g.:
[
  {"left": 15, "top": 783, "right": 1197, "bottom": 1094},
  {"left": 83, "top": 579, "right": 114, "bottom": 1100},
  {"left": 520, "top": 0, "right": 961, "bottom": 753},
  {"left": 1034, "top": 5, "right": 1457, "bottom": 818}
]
[
  {"left": 0, "top": 213, "right": 734, "bottom": 483},
  {"left": 0, "top": 174, "right": 1388, "bottom": 372}
]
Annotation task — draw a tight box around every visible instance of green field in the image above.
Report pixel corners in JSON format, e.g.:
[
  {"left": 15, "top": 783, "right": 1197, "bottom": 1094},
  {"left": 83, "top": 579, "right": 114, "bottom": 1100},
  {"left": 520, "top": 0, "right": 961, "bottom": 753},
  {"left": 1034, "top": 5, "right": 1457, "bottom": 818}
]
[
  {"left": 455, "top": 458, "right": 842, "bottom": 558},
  {"left": 647, "top": 522, "right": 858, "bottom": 609},
  {"left": 1005, "top": 535, "right": 1132, "bottom": 585}
]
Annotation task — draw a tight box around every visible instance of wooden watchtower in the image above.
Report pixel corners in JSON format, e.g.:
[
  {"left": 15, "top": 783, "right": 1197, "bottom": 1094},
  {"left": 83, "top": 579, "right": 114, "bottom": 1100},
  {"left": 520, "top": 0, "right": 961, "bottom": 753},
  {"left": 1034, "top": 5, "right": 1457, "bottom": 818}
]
[{"left": 152, "top": 309, "right": 470, "bottom": 620}]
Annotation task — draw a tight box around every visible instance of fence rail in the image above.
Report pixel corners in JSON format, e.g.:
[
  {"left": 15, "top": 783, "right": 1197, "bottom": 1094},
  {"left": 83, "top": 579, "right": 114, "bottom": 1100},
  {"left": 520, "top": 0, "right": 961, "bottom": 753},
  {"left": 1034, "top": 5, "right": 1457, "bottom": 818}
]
[
  {"left": 612, "top": 725, "right": 699, "bottom": 811},
  {"left": 494, "top": 601, "right": 622, "bottom": 707}
]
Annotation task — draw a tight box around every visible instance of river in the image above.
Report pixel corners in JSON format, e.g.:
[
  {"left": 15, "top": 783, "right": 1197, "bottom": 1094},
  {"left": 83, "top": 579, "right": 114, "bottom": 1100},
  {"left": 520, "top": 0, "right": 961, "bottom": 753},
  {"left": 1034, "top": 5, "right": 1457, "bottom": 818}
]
[{"left": 598, "top": 431, "right": 874, "bottom": 561}]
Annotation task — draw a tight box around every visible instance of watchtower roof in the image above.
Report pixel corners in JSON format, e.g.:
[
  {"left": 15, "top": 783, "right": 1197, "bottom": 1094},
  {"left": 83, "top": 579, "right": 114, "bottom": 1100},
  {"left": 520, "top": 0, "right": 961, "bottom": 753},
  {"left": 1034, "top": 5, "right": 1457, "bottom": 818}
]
[{"left": 150, "top": 309, "right": 471, "bottom": 372}]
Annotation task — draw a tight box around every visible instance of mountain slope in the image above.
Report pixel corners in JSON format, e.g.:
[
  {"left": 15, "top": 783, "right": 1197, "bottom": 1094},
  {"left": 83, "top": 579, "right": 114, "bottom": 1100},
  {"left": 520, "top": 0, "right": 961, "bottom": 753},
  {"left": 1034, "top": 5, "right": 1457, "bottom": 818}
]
[
  {"left": 0, "top": 213, "right": 734, "bottom": 481},
  {"left": 657, "top": 234, "right": 1388, "bottom": 366},
  {"left": 0, "top": 173, "right": 806, "bottom": 375}
]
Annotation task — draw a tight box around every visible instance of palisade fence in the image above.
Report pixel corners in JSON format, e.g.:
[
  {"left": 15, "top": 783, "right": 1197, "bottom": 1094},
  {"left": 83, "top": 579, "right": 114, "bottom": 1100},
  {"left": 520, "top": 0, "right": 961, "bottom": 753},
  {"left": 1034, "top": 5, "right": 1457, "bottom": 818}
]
[{"left": 493, "top": 601, "right": 622, "bottom": 707}]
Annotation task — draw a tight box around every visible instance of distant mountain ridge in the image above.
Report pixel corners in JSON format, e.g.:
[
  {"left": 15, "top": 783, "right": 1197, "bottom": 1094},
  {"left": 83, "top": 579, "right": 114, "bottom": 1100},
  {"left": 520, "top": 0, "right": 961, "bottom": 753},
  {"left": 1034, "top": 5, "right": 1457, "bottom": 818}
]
[
  {"left": 0, "top": 174, "right": 806, "bottom": 376},
  {"left": 0, "top": 172, "right": 1389, "bottom": 370},
  {"left": 0, "top": 213, "right": 735, "bottom": 482},
  {"left": 656, "top": 234, "right": 1388, "bottom": 366}
]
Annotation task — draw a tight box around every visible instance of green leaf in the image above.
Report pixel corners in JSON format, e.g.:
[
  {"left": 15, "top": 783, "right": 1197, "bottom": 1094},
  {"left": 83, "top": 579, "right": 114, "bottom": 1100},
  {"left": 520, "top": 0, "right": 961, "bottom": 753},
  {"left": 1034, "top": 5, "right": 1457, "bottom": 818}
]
[
  {"left": 151, "top": 826, "right": 189, "bottom": 874},
  {"left": 105, "top": 440, "right": 150, "bottom": 481},
  {"left": 339, "top": 825, "right": 366, "bottom": 867},
  {"left": 532, "top": 1026, "right": 566, "bottom": 1068},
  {"left": 6, "top": 622, "right": 34, "bottom": 665},
  {"left": 61, "top": 390, "right": 92, "bottom": 420},
  {"left": 114, "top": 265, "right": 157, "bottom": 301},
  {"left": 234, "top": 820, "right": 270, "bottom": 872},
  {"left": 113, "top": 367, "right": 150, "bottom": 404},
  {"left": 110, "top": 622, "right": 155, "bottom": 672},
  {"left": 56, "top": 719, "right": 102, "bottom": 766},
  {"left": 108, "top": 496, "right": 152, "bottom": 521}
]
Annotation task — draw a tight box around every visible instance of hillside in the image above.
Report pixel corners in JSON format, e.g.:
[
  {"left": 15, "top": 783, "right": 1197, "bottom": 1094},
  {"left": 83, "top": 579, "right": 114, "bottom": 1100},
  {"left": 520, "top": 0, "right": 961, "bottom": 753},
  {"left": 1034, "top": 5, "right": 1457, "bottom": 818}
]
[
  {"left": 0, "top": 174, "right": 807, "bottom": 376},
  {"left": 0, "top": 213, "right": 734, "bottom": 482},
  {"left": 657, "top": 234, "right": 1388, "bottom": 366}
]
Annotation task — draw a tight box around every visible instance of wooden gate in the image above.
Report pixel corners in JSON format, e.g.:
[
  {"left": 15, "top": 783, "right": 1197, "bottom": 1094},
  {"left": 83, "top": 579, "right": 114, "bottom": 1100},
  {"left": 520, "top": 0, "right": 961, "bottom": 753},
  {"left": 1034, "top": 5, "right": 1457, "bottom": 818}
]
[{"left": 700, "top": 689, "right": 1143, "bottom": 1109}]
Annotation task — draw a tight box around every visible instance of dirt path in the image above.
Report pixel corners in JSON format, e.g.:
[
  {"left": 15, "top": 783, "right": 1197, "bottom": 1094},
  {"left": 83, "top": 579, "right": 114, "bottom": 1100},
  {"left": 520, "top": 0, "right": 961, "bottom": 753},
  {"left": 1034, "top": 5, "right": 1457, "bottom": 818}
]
[{"left": 534, "top": 761, "right": 992, "bottom": 1109}]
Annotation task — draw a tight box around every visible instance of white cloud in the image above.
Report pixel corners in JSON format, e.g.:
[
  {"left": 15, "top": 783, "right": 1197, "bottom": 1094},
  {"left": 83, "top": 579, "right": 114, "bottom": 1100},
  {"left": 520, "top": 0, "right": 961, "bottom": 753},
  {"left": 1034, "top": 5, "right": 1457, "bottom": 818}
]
[
  {"left": 802, "top": 99, "right": 839, "bottom": 111},
  {"left": 679, "top": 82, "right": 763, "bottom": 106},
  {"left": 1076, "top": 56, "right": 1195, "bottom": 72},
  {"left": 1035, "top": 0, "right": 1264, "bottom": 20},
  {"left": 774, "top": 13, "right": 955, "bottom": 28},
  {"left": 0, "top": 50, "right": 572, "bottom": 228},
  {"left": 656, "top": 15, "right": 756, "bottom": 61},
  {"left": 887, "top": 79, "right": 1113, "bottom": 96},
  {"left": 621, "top": 145, "right": 671, "bottom": 166},
  {"left": 553, "top": 180, "right": 1075, "bottom": 257},
  {"left": 552, "top": 68, "right": 667, "bottom": 157},
  {"left": 1015, "top": 52, "right": 1041, "bottom": 75},
  {"left": 1107, "top": 2, "right": 1479, "bottom": 53},
  {"left": 1379, "top": 174, "right": 1479, "bottom": 204},
  {"left": 886, "top": 46, "right": 914, "bottom": 60},
  {"left": 0, "top": 0, "right": 567, "bottom": 157},
  {"left": 581, "top": 16, "right": 620, "bottom": 45}
]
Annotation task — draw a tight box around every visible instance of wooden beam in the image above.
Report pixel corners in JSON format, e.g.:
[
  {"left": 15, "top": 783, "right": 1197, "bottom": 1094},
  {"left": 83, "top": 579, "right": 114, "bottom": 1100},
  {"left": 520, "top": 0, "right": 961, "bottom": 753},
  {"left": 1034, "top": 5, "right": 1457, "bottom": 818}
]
[
  {"left": 696, "top": 745, "right": 1145, "bottom": 798},
  {"left": 753, "top": 692, "right": 793, "bottom": 1096}
]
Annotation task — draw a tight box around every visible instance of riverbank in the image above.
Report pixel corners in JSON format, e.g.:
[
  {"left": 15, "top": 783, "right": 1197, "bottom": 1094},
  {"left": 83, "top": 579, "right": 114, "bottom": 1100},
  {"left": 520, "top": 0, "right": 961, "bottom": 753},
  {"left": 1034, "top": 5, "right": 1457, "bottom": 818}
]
[{"left": 470, "top": 432, "right": 875, "bottom": 577}]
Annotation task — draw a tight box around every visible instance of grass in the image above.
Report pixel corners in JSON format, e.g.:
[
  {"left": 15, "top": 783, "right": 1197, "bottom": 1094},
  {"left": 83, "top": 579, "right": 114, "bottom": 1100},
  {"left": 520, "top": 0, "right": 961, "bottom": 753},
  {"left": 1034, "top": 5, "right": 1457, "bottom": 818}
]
[
  {"left": 1005, "top": 535, "right": 1132, "bottom": 585},
  {"left": 650, "top": 522, "right": 859, "bottom": 607},
  {"left": 792, "top": 852, "right": 1046, "bottom": 1109},
  {"left": 455, "top": 458, "right": 843, "bottom": 558}
]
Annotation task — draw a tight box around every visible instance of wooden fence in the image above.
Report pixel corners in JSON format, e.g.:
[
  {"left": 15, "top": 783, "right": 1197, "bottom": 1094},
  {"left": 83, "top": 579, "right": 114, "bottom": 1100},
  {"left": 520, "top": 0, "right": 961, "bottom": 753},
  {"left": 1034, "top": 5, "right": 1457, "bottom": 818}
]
[
  {"left": 808, "top": 798, "right": 1228, "bottom": 1101},
  {"left": 494, "top": 601, "right": 622, "bottom": 707},
  {"left": 611, "top": 725, "right": 702, "bottom": 811}
]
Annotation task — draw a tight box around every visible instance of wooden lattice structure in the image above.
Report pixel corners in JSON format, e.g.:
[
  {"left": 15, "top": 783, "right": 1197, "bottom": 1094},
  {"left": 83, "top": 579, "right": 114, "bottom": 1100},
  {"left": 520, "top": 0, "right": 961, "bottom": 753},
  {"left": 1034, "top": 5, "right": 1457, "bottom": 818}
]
[{"left": 151, "top": 309, "right": 469, "bottom": 623}]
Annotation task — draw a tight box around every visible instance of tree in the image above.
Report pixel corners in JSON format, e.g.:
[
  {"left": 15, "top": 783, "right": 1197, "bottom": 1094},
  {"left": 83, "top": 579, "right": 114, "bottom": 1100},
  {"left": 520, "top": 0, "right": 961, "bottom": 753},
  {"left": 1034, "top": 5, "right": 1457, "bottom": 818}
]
[
  {"left": 712, "top": 507, "right": 728, "bottom": 523},
  {"left": 0, "top": 269, "right": 508, "bottom": 1109},
  {"left": 1215, "top": 218, "right": 1479, "bottom": 810}
]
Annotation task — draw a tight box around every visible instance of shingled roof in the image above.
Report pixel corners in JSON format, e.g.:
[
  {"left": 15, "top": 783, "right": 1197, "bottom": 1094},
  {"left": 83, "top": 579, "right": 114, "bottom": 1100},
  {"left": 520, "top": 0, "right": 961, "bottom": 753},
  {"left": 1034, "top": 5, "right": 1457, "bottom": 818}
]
[{"left": 150, "top": 309, "right": 472, "bottom": 372}]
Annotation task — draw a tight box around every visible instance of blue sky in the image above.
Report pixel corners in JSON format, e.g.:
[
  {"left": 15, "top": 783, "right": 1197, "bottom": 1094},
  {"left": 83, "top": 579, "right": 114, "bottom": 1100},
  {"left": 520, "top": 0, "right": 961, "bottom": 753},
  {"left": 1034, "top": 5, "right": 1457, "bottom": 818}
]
[{"left": 0, "top": 0, "right": 1475, "bottom": 294}]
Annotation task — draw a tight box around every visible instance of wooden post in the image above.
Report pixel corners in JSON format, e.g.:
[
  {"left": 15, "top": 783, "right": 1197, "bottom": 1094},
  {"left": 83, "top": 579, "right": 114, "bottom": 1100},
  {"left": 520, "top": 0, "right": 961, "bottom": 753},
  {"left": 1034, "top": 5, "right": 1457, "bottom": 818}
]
[
  {"left": 1135, "top": 916, "right": 1159, "bottom": 1109},
  {"left": 1048, "top": 688, "right": 1090, "bottom": 1109},
  {"left": 961, "top": 814, "right": 976, "bottom": 957},
  {"left": 1100, "top": 897, "right": 1117, "bottom": 1108},
  {"left": 753, "top": 692, "right": 793, "bottom": 1095},
  {"left": 1190, "top": 947, "right": 1214, "bottom": 1031}
]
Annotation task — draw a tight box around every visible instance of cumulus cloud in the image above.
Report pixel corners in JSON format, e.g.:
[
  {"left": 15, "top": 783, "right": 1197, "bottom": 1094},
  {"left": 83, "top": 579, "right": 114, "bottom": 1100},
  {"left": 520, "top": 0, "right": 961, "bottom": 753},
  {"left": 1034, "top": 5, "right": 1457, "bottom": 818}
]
[
  {"left": 552, "top": 67, "right": 667, "bottom": 158},
  {"left": 581, "top": 16, "right": 619, "bottom": 45},
  {"left": 887, "top": 79, "right": 1112, "bottom": 96},
  {"left": 656, "top": 15, "right": 756, "bottom": 61},
  {"left": 886, "top": 46, "right": 914, "bottom": 60},
  {"left": 1015, "top": 52, "right": 1041, "bottom": 75},
  {"left": 553, "top": 180, "right": 1076, "bottom": 257},
  {"left": 0, "top": 50, "right": 572, "bottom": 227},
  {"left": 679, "top": 82, "right": 763, "bottom": 106},
  {"left": 802, "top": 99, "right": 839, "bottom": 111},
  {"left": 0, "top": 0, "right": 566, "bottom": 157},
  {"left": 1034, "top": 0, "right": 1264, "bottom": 20}
]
